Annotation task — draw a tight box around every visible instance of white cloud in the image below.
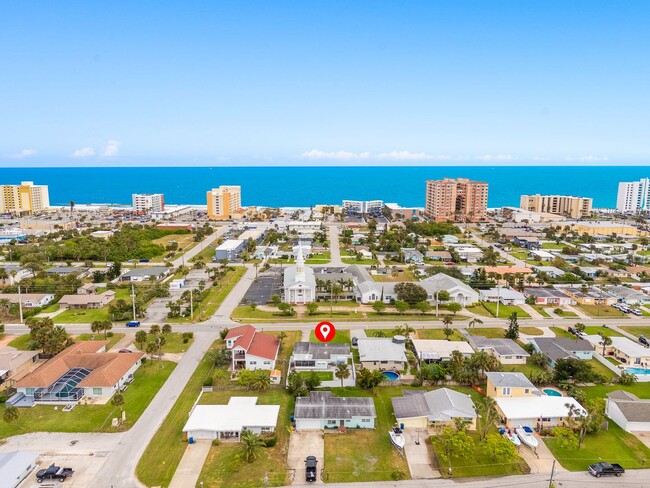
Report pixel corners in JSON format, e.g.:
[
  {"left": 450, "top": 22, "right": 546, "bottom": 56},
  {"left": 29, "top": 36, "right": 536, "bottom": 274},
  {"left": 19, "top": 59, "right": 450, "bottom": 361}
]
[
  {"left": 71, "top": 147, "right": 96, "bottom": 158},
  {"left": 7, "top": 149, "right": 37, "bottom": 159},
  {"left": 475, "top": 154, "right": 513, "bottom": 161},
  {"left": 563, "top": 155, "right": 609, "bottom": 162},
  {"left": 377, "top": 151, "right": 452, "bottom": 161},
  {"left": 101, "top": 139, "right": 120, "bottom": 158},
  {"left": 301, "top": 149, "right": 371, "bottom": 160}
]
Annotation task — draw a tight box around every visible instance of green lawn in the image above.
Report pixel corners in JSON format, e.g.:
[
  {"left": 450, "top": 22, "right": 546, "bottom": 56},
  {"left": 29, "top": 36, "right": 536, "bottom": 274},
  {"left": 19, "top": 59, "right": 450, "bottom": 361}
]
[
  {"left": 466, "top": 302, "right": 530, "bottom": 319},
  {"left": 341, "top": 257, "right": 375, "bottom": 265},
  {"left": 431, "top": 429, "right": 529, "bottom": 478},
  {"left": 190, "top": 241, "right": 218, "bottom": 263},
  {"left": 415, "top": 328, "right": 466, "bottom": 341},
  {"left": 136, "top": 341, "right": 220, "bottom": 488},
  {"left": 467, "top": 328, "right": 507, "bottom": 338},
  {"left": 545, "top": 421, "right": 650, "bottom": 471},
  {"left": 232, "top": 306, "right": 362, "bottom": 323},
  {"left": 322, "top": 387, "right": 412, "bottom": 483},
  {"left": 40, "top": 303, "right": 60, "bottom": 313},
  {"left": 500, "top": 360, "right": 548, "bottom": 377},
  {"left": 541, "top": 243, "right": 567, "bottom": 250},
  {"left": 577, "top": 304, "right": 628, "bottom": 318},
  {"left": 76, "top": 333, "right": 125, "bottom": 350},
  {"left": 0, "top": 360, "right": 175, "bottom": 438},
  {"left": 620, "top": 326, "right": 650, "bottom": 338},
  {"left": 367, "top": 312, "right": 466, "bottom": 322},
  {"left": 555, "top": 309, "right": 579, "bottom": 318},
  {"left": 7, "top": 334, "right": 34, "bottom": 350},
  {"left": 550, "top": 327, "right": 575, "bottom": 339},
  {"left": 196, "top": 389, "right": 293, "bottom": 488},
  {"left": 582, "top": 382, "right": 650, "bottom": 401},
  {"left": 583, "top": 326, "right": 622, "bottom": 337},
  {"left": 305, "top": 251, "right": 331, "bottom": 264},
  {"left": 372, "top": 269, "right": 418, "bottom": 282},
  {"left": 315, "top": 300, "right": 360, "bottom": 307},
  {"left": 531, "top": 305, "right": 551, "bottom": 318},
  {"left": 54, "top": 288, "right": 132, "bottom": 324},
  {"left": 584, "top": 358, "right": 618, "bottom": 382},
  {"left": 309, "top": 329, "right": 351, "bottom": 344},
  {"left": 299, "top": 371, "right": 334, "bottom": 381},
  {"left": 520, "top": 327, "right": 544, "bottom": 335},
  {"left": 134, "top": 332, "right": 194, "bottom": 354}
]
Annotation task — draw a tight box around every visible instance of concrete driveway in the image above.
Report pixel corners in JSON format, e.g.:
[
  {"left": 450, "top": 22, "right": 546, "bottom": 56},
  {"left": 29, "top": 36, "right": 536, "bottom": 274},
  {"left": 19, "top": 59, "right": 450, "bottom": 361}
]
[
  {"left": 518, "top": 436, "right": 565, "bottom": 474},
  {"left": 169, "top": 440, "right": 212, "bottom": 488},
  {"left": 403, "top": 428, "right": 439, "bottom": 479},
  {"left": 287, "top": 431, "right": 324, "bottom": 485}
]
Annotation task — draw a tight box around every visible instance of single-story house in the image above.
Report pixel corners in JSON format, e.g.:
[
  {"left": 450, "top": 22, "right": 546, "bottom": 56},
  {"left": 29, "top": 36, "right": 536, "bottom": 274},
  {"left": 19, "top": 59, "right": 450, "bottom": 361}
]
[
  {"left": 1, "top": 293, "right": 55, "bottom": 308},
  {"left": 467, "top": 336, "right": 529, "bottom": 365},
  {"left": 58, "top": 291, "right": 116, "bottom": 310},
  {"left": 46, "top": 266, "right": 89, "bottom": 276},
  {"left": 77, "top": 283, "right": 99, "bottom": 295},
  {"left": 598, "top": 336, "right": 650, "bottom": 368},
  {"left": 427, "top": 250, "right": 453, "bottom": 262},
  {"left": 169, "top": 278, "right": 186, "bottom": 289},
  {"left": 455, "top": 247, "right": 484, "bottom": 263},
  {"left": 442, "top": 235, "right": 459, "bottom": 244},
  {"left": 0, "top": 348, "right": 40, "bottom": 387},
  {"left": 420, "top": 273, "right": 480, "bottom": 306},
  {"left": 479, "top": 287, "right": 526, "bottom": 306},
  {"left": 486, "top": 372, "right": 539, "bottom": 399},
  {"left": 402, "top": 248, "right": 424, "bottom": 264},
  {"left": 513, "top": 236, "right": 541, "bottom": 249},
  {"left": 119, "top": 266, "right": 170, "bottom": 282},
  {"left": 561, "top": 287, "right": 616, "bottom": 306},
  {"left": 253, "top": 245, "right": 279, "bottom": 260},
  {"left": 290, "top": 342, "right": 351, "bottom": 371},
  {"left": 225, "top": 325, "right": 280, "bottom": 371},
  {"left": 183, "top": 397, "right": 280, "bottom": 440},
  {"left": 604, "top": 285, "right": 650, "bottom": 306},
  {"left": 529, "top": 337, "right": 594, "bottom": 367},
  {"left": 215, "top": 239, "right": 246, "bottom": 261},
  {"left": 578, "top": 266, "right": 600, "bottom": 278},
  {"left": 0, "top": 265, "right": 33, "bottom": 284},
  {"left": 532, "top": 266, "right": 565, "bottom": 278},
  {"left": 356, "top": 337, "right": 407, "bottom": 371},
  {"left": 606, "top": 390, "right": 650, "bottom": 432},
  {"left": 529, "top": 249, "right": 555, "bottom": 261},
  {"left": 411, "top": 339, "right": 474, "bottom": 363},
  {"left": 13, "top": 341, "right": 143, "bottom": 406},
  {"left": 524, "top": 287, "right": 574, "bottom": 306},
  {"left": 0, "top": 450, "right": 39, "bottom": 488},
  {"left": 495, "top": 395, "right": 587, "bottom": 429},
  {"left": 392, "top": 388, "right": 477, "bottom": 430},
  {"left": 89, "top": 230, "right": 113, "bottom": 240},
  {"left": 294, "top": 391, "right": 376, "bottom": 430}
]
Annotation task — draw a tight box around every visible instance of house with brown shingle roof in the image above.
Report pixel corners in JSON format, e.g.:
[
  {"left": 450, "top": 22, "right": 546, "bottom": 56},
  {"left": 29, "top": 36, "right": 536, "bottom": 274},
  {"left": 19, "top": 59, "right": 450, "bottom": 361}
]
[
  {"left": 58, "top": 291, "right": 115, "bottom": 309},
  {"left": 225, "top": 325, "right": 280, "bottom": 371},
  {"left": 14, "top": 341, "right": 143, "bottom": 405}
]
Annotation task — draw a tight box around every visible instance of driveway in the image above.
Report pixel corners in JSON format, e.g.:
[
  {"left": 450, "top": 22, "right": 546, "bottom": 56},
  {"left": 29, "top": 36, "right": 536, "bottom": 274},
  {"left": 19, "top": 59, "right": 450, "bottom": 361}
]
[
  {"left": 168, "top": 440, "right": 212, "bottom": 488},
  {"left": 518, "top": 436, "right": 564, "bottom": 474},
  {"left": 403, "top": 428, "right": 439, "bottom": 479},
  {"left": 287, "top": 430, "right": 324, "bottom": 485}
]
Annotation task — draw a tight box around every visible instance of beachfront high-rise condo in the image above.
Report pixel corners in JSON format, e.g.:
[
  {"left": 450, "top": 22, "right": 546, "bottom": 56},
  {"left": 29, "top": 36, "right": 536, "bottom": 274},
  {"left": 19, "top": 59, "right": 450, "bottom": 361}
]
[
  {"left": 519, "top": 194, "right": 592, "bottom": 219},
  {"left": 0, "top": 181, "right": 50, "bottom": 215},
  {"left": 616, "top": 178, "right": 650, "bottom": 213},
  {"left": 206, "top": 185, "right": 242, "bottom": 220},
  {"left": 132, "top": 193, "right": 165, "bottom": 213},
  {"left": 424, "top": 178, "right": 488, "bottom": 222}
]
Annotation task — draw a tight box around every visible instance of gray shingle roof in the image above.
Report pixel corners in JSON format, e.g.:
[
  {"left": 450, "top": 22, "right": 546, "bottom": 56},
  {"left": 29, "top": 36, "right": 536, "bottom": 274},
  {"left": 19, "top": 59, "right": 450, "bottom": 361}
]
[
  {"left": 531, "top": 337, "right": 594, "bottom": 361},
  {"left": 294, "top": 391, "right": 376, "bottom": 420},
  {"left": 468, "top": 336, "right": 530, "bottom": 357},
  {"left": 392, "top": 388, "right": 476, "bottom": 421},
  {"left": 524, "top": 287, "right": 570, "bottom": 299},
  {"left": 292, "top": 342, "right": 350, "bottom": 360},
  {"left": 609, "top": 397, "right": 650, "bottom": 422},
  {"left": 122, "top": 266, "right": 169, "bottom": 277},
  {"left": 485, "top": 372, "right": 535, "bottom": 389}
]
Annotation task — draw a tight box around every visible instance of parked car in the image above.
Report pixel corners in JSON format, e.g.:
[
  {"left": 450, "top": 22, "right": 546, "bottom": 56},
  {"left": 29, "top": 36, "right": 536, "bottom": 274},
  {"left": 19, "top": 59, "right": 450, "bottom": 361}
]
[
  {"left": 576, "top": 331, "right": 587, "bottom": 339},
  {"left": 36, "top": 465, "right": 74, "bottom": 483},
  {"left": 588, "top": 462, "right": 624, "bottom": 478},
  {"left": 632, "top": 309, "right": 642, "bottom": 316},
  {"left": 305, "top": 456, "right": 318, "bottom": 482},
  {"left": 126, "top": 321, "right": 141, "bottom": 327},
  {"left": 639, "top": 336, "right": 649, "bottom": 347},
  {"left": 567, "top": 327, "right": 576, "bottom": 335},
  {"left": 139, "top": 258, "right": 149, "bottom": 263},
  {"left": 351, "top": 337, "right": 358, "bottom": 347}
]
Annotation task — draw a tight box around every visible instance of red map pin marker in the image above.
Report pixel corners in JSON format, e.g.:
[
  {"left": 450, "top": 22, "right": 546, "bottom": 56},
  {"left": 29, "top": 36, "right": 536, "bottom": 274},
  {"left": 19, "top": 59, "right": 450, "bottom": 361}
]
[{"left": 315, "top": 321, "right": 336, "bottom": 342}]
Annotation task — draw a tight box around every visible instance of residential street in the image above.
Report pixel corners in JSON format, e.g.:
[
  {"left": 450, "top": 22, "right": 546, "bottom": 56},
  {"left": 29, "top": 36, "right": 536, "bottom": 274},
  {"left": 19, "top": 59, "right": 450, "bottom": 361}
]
[{"left": 327, "top": 224, "right": 344, "bottom": 266}]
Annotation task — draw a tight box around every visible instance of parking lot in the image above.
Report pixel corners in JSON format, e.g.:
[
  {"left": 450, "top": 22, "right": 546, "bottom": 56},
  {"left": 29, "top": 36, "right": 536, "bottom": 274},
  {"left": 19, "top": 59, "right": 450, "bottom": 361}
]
[{"left": 243, "top": 268, "right": 283, "bottom": 305}]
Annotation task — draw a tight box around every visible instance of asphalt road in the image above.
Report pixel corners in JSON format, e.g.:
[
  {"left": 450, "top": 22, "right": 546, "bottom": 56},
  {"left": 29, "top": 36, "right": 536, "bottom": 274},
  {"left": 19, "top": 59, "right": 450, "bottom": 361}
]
[{"left": 327, "top": 224, "right": 344, "bottom": 266}]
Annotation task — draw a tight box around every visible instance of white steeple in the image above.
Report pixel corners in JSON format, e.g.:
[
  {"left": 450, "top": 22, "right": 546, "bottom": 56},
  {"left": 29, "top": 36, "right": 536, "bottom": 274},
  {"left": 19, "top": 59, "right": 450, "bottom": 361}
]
[{"left": 295, "top": 241, "right": 305, "bottom": 281}]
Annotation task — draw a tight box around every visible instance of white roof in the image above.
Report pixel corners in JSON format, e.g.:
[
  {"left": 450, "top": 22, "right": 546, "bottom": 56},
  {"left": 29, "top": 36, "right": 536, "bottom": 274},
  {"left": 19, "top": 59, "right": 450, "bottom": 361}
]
[
  {"left": 183, "top": 397, "right": 280, "bottom": 433},
  {"left": 0, "top": 450, "right": 38, "bottom": 484},
  {"left": 217, "top": 239, "right": 245, "bottom": 251},
  {"left": 357, "top": 338, "right": 407, "bottom": 363},
  {"left": 610, "top": 336, "right": 650, "bottom": 358},
  {"left": 480, "top": 288, "right": 526, "bottom": 300},
  {"left": 530, "top": 250, "right": 555, "bottom": 258},
  {"left": 412, "top": 339, "right": 474, "bottom": 360},
  {"left": 496, "top": 396, "right": 587, "bottom": 420}
]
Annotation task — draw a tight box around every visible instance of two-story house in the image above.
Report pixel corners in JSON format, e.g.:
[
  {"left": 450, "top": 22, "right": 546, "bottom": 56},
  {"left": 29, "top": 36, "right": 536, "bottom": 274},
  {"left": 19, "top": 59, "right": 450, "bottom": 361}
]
[
  {"left": 486, "top": 372, "right": 538, "bottom": 398},
  {"left": 290, "top": 342, "right": 351, "bottom": 371},
  {"left": 225, "top": 325, "right": 280, "bottom": 371}
]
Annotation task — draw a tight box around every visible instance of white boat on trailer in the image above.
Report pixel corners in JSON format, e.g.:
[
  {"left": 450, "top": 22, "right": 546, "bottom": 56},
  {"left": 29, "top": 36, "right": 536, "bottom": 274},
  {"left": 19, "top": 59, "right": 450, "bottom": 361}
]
[
  {"left": 503, "top": 429, "right": 521, "bottom": 447},
  {"left": 515, "top": 425, "right": 539, "bottom": 448},
  {"left": 389, "top": 427, "right": 405, "bottom": 450}
]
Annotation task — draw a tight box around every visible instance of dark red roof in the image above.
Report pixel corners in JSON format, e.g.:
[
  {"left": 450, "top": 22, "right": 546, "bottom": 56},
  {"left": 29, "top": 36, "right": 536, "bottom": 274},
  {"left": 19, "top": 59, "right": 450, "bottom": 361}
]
[
  {"left": 225, "top": 325, "right": 256, "bottom": 350},
  {"left": 225, "top": 324, "right": 279, "bottom": 361}
]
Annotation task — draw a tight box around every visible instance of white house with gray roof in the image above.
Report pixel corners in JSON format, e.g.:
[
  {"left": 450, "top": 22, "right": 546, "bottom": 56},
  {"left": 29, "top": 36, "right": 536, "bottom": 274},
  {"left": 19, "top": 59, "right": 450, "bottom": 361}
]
[
  {"left": 530, "top": 337, "right": 594, "bottom": 367},
  {"left": 294, "top": 391, "right": 376, "bottom": 430},
  {"left": 392, "top": 388, "right": 476, "bottom": 430},
  {"left": 606, "top": 390, "right": 650, "bottom": 432},
  {"left": 290, "top": 342, "right": 355, "bottom": 386},
  {"left": 479, "top": 287, "right": 526, "bottom": 306},
  {"left": 467, "top": 336, "right": 529, "bottom": 365},
  {"left": 357, "top": 337, "right": 407, "bottom": 371},
  {"left": 119, "top": 266, "right": 170, "bottom": 282}
]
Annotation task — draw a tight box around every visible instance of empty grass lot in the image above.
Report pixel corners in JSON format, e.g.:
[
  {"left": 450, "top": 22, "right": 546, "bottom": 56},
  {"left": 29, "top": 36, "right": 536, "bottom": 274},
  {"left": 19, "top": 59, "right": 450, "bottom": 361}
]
[
  {"left": 414, "top": 328, "right": 466, "bottom": 341},
  {"left": 134, "top": 332, "right": 194, "bottom": 354},
  {"left": 196, "top": 389, "right": 293, "bottom": 488},
  {"left": 0, "top": 360, "right": 175, "bottom": 439},
  {"left": 583, "top": 325, "right": 622, "bottom": 337},
  {"left": 76, "top": 333, "right": 125, "bottom": 349},
  {"left": 583, "top": 358, "right": 618, "bottom": 382},
  {"left": 305, "top": 251, "right": 331, "bottom": 264},
  {"left": 309, "top": 329, "right": 351, "bottom": 343},
  {"left": 577, "top": 304, "right": 628, "bottom": 318},
  {"left": 531, "top": 305, "right": 551, "bottom": 318},
  {"left": 467, "top": 327, "right": 543, "bottom": 338},
  {"left": 620, "top": 325, "right": 650, "bottom": 338},
  {"left": 466, "top": 302, "right": 530, "bottom": 319},
  {"left": 545, "top": 421, "right": 650, "bottom": 471},
  {"left": 550, "top": 327, "right": 575, "bottom": 339},
  {"left": 555, "top": 309, "right": 579, "bottom": 318},
  {"left": 372, "top": 268, "right": 418, "bottom": 282},
  {"left": 136, "top": 341, "right": 220, "bottom": 488}
]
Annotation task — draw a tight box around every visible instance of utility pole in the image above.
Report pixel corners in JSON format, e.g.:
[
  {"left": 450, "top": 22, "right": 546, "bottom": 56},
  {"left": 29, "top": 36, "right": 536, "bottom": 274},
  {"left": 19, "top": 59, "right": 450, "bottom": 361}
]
[
  {"left": 18, "top": 285, "right": 23, "bottom": 324},
  {"left": 496, "top": 284, "right": 501, "bottom": 318},
  {"left": 548, "top": 459, "right": 556, "bottom": 488},
  {"left": 190, "top": 288, "right": 194, "bottom": 320},
  {"left": 131, "top": 284, "right": 136, "bottom": 321},
  {"left": 435, "top": 290, "right": 439, "bottom": 317}
]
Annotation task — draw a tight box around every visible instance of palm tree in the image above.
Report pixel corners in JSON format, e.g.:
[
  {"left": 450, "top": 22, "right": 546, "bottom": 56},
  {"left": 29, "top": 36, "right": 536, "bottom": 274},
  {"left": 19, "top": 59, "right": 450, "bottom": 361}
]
[
  {"left": 470, "top": 350, "right": 498, "bottom": 379},
  {"left": 468, "top": 318, "right": 483, "bottom": 330},
  {"left": 3, "top": 405, "right": 19, "bottom": 424},
  {"left": 599, "top": 334, "right": 613, "bottom": 355},
  {"left": 135, "top": 330, "right": 147, "bottom": 349},
  {"left": 69, "top": 200, "right": 75, "bottom": 215},
  {"left": 0, "top": 298, "right": 10, "bottom": 318},
  {"left": 335, "top": 363, "right": 351, "bottom": 387},
  {"left": 278, "top": 331, "right": 287, "bottom": 352},
  {"left": 146, "top": 341, "right": 157, "bottom": 360},
  {"left": 239, "top": 429, "right": 264, "bottom": 463},
  {"left": 112, "top": 392, "right": 125, "bottom": 412}
]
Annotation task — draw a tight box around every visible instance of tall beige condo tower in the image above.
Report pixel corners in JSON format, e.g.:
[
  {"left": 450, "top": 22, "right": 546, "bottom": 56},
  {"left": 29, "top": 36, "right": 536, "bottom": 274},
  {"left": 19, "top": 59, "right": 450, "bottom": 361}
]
[
  {"left": 206, "top": 185, "right": 242, "bottom": 220},
  {"left": 519, "top": 194, "right": 592, "bottom": 219},
  {"left": 0, "top": 181, "right": 50, "bottom": 215},
  {"left": 425, "top": 178, "right": 488, "bottom": 221}
]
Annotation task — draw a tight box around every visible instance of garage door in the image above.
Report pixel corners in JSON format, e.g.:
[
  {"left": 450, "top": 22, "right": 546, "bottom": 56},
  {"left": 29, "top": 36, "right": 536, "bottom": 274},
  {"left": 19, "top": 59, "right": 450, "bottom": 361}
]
[
  {"left": 189, "top": 430, "right": 216, "bottom": 440},
  {"left": 516, "top": 419, "right": 535, "bottom": 429},
  {"left": 297, "top": 420, "right": 322, "bottom": 430}
]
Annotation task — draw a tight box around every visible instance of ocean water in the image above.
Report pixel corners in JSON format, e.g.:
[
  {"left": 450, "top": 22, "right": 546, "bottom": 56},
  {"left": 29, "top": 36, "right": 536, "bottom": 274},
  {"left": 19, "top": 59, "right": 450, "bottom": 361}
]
[{"left": 0, "top": 166, "right": 647, "bottom": 208}]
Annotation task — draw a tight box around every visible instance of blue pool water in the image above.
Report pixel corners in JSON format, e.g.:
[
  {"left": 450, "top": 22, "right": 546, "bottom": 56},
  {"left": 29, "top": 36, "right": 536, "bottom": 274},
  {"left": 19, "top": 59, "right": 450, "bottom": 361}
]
[
  {"left": 382, "top": 371, "right": 400, "bottom": 381},
  {"left": 543, "top": 388, "right": 562, "bottom": 397},
  {"left": 625, "top": 367, "right": 650, "bottom": 375}
]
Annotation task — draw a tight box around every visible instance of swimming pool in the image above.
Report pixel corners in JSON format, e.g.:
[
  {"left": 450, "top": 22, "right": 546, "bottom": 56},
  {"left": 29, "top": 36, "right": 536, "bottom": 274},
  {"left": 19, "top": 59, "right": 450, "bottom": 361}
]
[
  {"left": 382, "top": 371, "right": 400, "bottom": 381},
  {"left": 625, "top": 367, "right": 650, "bottom": 375},
  {"left": 543, "top": 388, "right": 562, "bottom": 397}
]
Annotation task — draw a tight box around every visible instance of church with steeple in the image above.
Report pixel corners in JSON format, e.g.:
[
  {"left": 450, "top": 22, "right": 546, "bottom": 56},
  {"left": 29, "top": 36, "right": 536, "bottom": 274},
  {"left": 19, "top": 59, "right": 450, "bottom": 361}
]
[{"left": 282, "top": 243, "right": 316, "bottom": 304}]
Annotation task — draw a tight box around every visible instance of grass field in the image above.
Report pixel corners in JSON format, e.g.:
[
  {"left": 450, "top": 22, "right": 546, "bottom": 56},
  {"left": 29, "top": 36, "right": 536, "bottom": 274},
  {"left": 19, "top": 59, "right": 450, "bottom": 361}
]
[
  {"left": 431, "top": 429, "right": 529, "bottom": 478},
  {"left": 531, "top": 305, "right": 551, "bottom": 318},
  {"left": 190, "top": 241, "right": 218, "bottom": 262},
  {"left": 582, "top": 382, "right": 650, "bottom": 401},
  {"left": 555, "top": 309, "right": 579, "bottom": 318},
  {"left": 577, "top": 304, "right": 628, "bottom": 318},
  {"left": 545, "top": 421, "right": 650, "bottom": 471},
  {"left": 584, "top": 358, "right": 618, "bottom": 382},
  {"left": 620, "top": 325, "right": 650, "bottom": 338},
  {"left": 500, "top": 360, "right": 548, "bottom": 377},
  {"left": 466, "top": 302, "right": 530, "bottom": 319},
  {"left": 7, "top": 334, "right": 34, "bottom": 350},
  {"left": 414, "top": 328, "right": 466, "bottom": 341},
  {"left": 305, "top": 251, "right": 331, "bottom": 264},
  {"left": 0, "top": 360, "right": 175, "bottom": 439},
  {"left": 134, "top": 332, "right": 194, "bottom": 354},
  {"left": 550, "top": 327, "right": 575, "bottom": 338},
  {"left": 54, "top": 288, "right": 131, "bottom": 324},
  {"left": 196, "top": 389, "right": 293, "bottom": 488},
  {"left": 372, "top": 268, "right": 418, "bottom": 282},
  {"left": 309, "top": 329, "right": 351, "bottom": 343},
  {"left": 136, "top": 341, "right": 220, "bottom": 487},
  {"left": 76, "top": 332, "right": 125, "bottom": 350},
  {"left": 151, "top": 233, "right": 198, "bottom": 260},
  {"left": 583, "top": 325, "right": 622, "bottom": 337}
]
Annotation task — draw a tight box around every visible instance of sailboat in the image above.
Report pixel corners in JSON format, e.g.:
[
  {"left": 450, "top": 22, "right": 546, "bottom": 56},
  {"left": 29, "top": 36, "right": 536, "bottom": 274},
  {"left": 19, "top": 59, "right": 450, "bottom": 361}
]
[
  {"left": 389, "top": 427, "right": 405, "bottom": 450},
  {"left": 515, "top": 425, "right": 539, "bottom": 448}
]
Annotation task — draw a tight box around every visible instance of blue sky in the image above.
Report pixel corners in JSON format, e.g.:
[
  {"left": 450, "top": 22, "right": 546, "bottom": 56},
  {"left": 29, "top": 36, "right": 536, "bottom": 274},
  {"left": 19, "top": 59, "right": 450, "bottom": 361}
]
[{"left": 1, "top": 1, "right": 649, "bottom": 166}]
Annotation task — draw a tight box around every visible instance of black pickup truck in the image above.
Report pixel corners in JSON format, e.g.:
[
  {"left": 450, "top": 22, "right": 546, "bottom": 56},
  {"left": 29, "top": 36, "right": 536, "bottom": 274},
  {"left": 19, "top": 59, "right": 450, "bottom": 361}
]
[
  {"left": 305, "top": 456, "right": 318, "bottom": 482},
  {"left": 588, "top": 462, "right": 625, "bottom": 478},
  {"left": 36, "top": 465, "right": 74, "bottom": 483}
]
